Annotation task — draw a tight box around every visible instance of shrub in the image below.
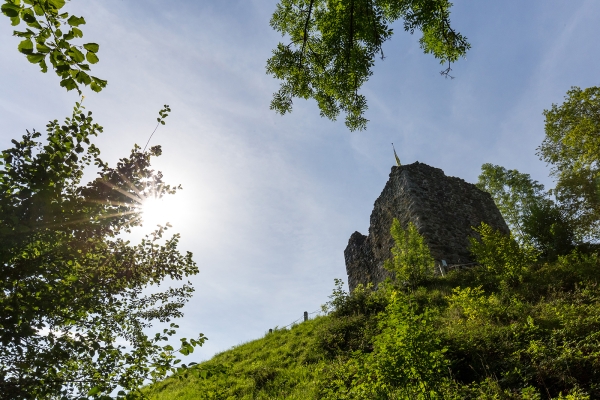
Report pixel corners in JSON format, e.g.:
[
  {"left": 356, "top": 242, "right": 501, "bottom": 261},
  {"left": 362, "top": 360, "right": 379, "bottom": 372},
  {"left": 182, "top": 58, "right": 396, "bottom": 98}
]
[
  {"left": 470, "top": 223, "right": 539, "bottom": 286},
  {"left": 522, "top": 201, "right": 575, "bottom": 260},
  {"left": 316, "top": 280, "right": 387, "bottom": 358},
  {"left": 384, "top": 219, "right": 435, "bottom": 288},
  {"left": 363, "top": 292, "right": 449, "bottom": 399}
]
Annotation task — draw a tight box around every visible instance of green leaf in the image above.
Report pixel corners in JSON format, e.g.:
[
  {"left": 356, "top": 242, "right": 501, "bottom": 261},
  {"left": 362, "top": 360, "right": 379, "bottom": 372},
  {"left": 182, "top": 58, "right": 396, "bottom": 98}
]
[
  {"left": 21, "top": 8, "right": 35, "bottom": 23},
  {"left": 86, "top": 51, "right": 99, "bottom": 64},
  {"left": 90, "top": 81, "right": 102, "bottom": 92},
  {"left": 71, "top": 27, "right": 83, "bottom": 38},
  {"left": 36, "top": 42, "right": 51, "bottom": 53},
  {"left": 83, "top": 43, "right": 99, "bottom": 53},
  {"left": 75, "top": 71, "right": 91, "bottom": 85},
  {"left": 67, "top": 15, "right": 85, "bottom": 26},
  {"left": 10, "top": 15, "right": 20, "bottom": 25},
  {"left": 1, "top": 3, "right": 21, "bottom": 18},
  {"left": 87, "top": 386, "right": 101, "bottom": 396},
  {"left": 18, "top": 38, "right": 34, "bottom": 54},
  {"left": 13, "top": 29, "right": 34, "bottom": 38},
  {"left": 60, "top": 77, "right": 78, "bottom": 91},
  {"left": 26, "top": 53, "right": 45, "bottom": 63},
  {"left": 25, "top": 19, "right": 42, "bottom": 29},
  {"left": 179, "top": 347, "right": 190, "bottom": 356},
  {"left": 67, "top": 47, "right": 85, "bottom": 63},
  {"left": 48, "top": 0, "right": 66, "bottom": 10},
  {"left": 91, "top": 76, "right": 107, "bottom": 87},
  {"left": 39, "top": 58, "right": 48, "bottom": 73},
  {"left": 55, "top": 63, "right": 70, "bottom": 73}
]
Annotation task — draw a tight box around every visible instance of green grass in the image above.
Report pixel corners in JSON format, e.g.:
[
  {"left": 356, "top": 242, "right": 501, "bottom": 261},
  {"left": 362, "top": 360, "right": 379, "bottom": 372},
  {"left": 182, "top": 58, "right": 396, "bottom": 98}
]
[{"left": 145, "top": 317, "right": 330, "bottom": 399}]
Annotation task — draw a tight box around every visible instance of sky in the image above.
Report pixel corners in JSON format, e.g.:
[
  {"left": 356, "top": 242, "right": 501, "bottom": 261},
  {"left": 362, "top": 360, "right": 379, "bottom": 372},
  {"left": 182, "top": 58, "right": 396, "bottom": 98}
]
[{"left": 1, "top": 0, "right": 600, "bottom": 363}]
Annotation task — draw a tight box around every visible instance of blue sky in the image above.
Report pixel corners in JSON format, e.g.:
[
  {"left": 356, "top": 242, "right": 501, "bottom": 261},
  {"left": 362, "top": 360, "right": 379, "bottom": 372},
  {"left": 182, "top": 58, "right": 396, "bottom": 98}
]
[{"left": 1, "top": 0, "right": 599, "bottom": 362}]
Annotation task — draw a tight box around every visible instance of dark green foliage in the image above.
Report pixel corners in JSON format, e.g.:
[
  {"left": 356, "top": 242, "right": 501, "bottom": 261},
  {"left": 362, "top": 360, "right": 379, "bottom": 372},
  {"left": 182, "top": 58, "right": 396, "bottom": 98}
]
[
  {"left": 0, "top": 103, "right": 203, "bottom": 399},
  {"left": 477, "top": 163, "right": 576, "bottom": 259},
  {"left": 469, "top": 222, "right": 539, "bottom": 287},
  {"left": 324, "top": 279, "right": 388, "bottom": 319},
  {"left": 477, "top": 163, "right": 550, "bottom": 241},
  {"left": 314, "top": 314, "right": 373, "bottom": 357},
  {"left": 1, "top": 0, "right": 106, "bottom": 93},
  {"left": 522, "top": 201, "right": 575, "bottom": 260},
  {"left": 539, "top": 86, "right": 600, "bottom": 240},
  {"left": 266, "top": 0, "right": 470, "bottom": 131},
  {"left": 314, "top": 280, "right": 386, "bottom": 357},
  {"left": 318, "top": 294, "right": 449, "bottom": 399},
  {"left": 479, "top": 85, "right": 600, "bottom": 250}
]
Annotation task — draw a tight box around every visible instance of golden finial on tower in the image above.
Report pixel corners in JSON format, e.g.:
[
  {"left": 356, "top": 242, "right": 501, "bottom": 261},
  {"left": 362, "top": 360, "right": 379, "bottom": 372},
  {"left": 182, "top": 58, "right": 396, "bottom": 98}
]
[{"left": 392, "top": 143, "right": 401, "bottom": 166}]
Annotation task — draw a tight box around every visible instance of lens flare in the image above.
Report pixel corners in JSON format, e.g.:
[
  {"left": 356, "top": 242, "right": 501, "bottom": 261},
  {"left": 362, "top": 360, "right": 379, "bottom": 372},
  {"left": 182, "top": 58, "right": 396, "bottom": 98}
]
[{"left": 140, "top": 196, "right": 173, "bottom": 228}]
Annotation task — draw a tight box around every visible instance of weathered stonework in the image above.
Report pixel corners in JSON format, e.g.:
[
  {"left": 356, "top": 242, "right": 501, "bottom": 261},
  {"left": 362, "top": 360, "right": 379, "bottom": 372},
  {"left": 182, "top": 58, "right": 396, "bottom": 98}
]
[{"left": 344, "top": 162, "right": 509, "bottom": 291}]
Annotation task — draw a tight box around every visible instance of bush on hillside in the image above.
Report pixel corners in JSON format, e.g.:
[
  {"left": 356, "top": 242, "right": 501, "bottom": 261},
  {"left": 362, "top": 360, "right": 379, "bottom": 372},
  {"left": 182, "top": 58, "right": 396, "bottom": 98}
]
[
  {"left": 384, "top": 220, "right": 435, "bottom": 288},
  {"left": 315, "top": 280, "right": 388, "bottom": 358},
  {"left": 469, "top": 222, "right": 539, "bottom": 287}
]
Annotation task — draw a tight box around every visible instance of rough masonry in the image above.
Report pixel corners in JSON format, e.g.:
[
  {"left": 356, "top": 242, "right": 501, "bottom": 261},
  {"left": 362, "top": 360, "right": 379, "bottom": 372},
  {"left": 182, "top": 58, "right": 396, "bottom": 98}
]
[{"left": 344, "top": 162, "right": 509, "bottom": 292}]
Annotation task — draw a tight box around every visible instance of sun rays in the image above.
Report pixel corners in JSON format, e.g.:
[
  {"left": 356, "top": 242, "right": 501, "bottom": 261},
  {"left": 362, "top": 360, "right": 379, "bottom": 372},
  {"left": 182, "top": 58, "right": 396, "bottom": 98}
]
[{"left": 139, "top": 194, "right": 174, "bottom": 229}]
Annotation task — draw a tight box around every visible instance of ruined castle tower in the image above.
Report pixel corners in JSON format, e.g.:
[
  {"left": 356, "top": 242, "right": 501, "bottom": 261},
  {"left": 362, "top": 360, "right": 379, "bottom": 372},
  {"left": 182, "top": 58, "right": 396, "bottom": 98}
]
[{"left": 344, "top": 162, "right": 509, "bottom": 291}]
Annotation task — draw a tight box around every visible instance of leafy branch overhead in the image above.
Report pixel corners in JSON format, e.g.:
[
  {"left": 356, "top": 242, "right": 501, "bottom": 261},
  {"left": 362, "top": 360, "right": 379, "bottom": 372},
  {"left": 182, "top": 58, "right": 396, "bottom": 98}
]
[
  {"left": 266, "top": 0, "right": 470, "bottom": 131},
  {"left": 1, "top": 0, "right": 106, "bottom": 93}
]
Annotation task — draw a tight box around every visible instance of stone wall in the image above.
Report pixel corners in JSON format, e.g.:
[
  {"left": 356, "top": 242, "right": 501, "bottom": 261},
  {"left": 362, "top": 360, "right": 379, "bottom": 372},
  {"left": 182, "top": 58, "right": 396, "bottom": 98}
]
[{"left": 344, "top": 162, "right": 509, "bottom": 292}]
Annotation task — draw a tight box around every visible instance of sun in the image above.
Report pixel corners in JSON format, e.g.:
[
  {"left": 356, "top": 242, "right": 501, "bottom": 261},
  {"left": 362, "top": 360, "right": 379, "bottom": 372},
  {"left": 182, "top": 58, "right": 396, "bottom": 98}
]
[{"left": 140, "top": 195, "right": 176, "bottom": 229}]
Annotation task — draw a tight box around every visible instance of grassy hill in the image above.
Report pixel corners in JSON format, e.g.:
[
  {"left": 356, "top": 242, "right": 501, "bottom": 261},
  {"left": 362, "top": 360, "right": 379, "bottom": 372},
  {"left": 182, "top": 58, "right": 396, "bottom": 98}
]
[
  {"left": 145, "top": 316, "right": 328, "bottom": 399},
  {"left": 145, "top": 240, "right": 600, "bottom": 399}
]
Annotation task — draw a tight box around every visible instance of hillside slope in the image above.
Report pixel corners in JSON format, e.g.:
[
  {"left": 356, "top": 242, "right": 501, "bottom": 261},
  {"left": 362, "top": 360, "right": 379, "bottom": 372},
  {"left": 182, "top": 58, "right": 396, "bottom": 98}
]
[
  {"left": 146, "top": 245, "right": 600, "bottom": 400},
  {"left": 145, "top": 317, "right": 330, "bottom": 399}
]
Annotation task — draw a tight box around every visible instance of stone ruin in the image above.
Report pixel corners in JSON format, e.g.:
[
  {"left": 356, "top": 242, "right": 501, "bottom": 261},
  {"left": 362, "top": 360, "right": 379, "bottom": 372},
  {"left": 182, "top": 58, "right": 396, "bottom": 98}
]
[{"left": 344, "top": 162, "right": 510, "bottom": 292}]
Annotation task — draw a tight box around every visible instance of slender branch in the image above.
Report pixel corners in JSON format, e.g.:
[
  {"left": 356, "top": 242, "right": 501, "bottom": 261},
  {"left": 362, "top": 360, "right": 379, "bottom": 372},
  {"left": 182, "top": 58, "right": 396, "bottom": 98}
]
[
  {"left": 300, "top": 0, "right": 315, "bottom": 67},
  {"left": 143, "top": 121, "right": 161, "bottom": 153},
  {"left": 346, "top": 0, "right": 355, "bottom": 66},
  {"left": 301, "top": 0, "right": 314, "bottom": 52}
]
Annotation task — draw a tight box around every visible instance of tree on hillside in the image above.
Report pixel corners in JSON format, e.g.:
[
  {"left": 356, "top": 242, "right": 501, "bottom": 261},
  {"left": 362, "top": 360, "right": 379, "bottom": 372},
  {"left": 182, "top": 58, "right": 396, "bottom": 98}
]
[
  {"left": 477, "top": 164, "right": 549, "bottom": 241},
  {"left": 539, "top": 86, "right": 600, "bottom": 241},
  {"left": 1, "top": 0, "right": 106, "bottom": 93},
  {"left": 477, "top": 163, "right": 574, "bottom": 259},
  {"left": 0, "top": 103, "right": 204, "bottom": 399},
  {"left": 267, "top": 0, "right": 470, "bottom": 131}
]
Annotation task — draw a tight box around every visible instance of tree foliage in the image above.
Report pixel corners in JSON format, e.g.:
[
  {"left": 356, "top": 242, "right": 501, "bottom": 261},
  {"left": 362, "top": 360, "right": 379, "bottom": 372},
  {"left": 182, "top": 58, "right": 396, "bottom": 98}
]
[
  {"left": 1, "top": 0, "right": 106, "bottom": 93},
  {"left": 521, "top": 201, "right": 575, "bottom": 259},
  {"left": 469, "top": 223, "right": 538, "bottom": 287},
  {"left": 267, "top": 0, "right": 470, "bottom": 131},
  {"left": 0, "top": 102, "right": 203, "bottom": 399},
  {"left": 476, "top": 163, "right": 547, "bottom": 241},
  {"left": 477, "top": 163, "right": 574, "bottom": 258},
  {"left": 539, "top": 86, "right": 600, "bottom": 240},
  {"left": 384, "top": 219, "right": 434, "bottom": 288},
  {"left": 362, "top": 295, "right": 447, "bottom": 399}
]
